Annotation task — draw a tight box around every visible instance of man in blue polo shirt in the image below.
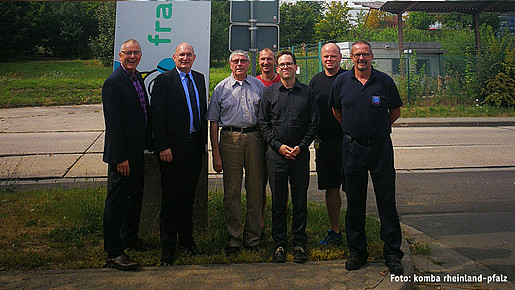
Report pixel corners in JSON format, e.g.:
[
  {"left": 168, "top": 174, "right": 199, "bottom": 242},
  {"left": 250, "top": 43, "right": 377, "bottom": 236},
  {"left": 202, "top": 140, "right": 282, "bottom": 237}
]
[{"left": 328, "top": 41, "right": 404, "bottom": 275}]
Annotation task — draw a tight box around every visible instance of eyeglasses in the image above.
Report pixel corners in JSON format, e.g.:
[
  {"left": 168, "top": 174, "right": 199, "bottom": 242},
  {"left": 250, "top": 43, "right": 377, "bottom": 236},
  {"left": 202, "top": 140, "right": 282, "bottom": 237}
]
[
  {"left": 277, "top": 62, "right": 294, "bottom": 68},
  {"left": 230, "top": 59, "right": 249, "bottom": 64},
  {"left": 351, "top": 53, "right": 372, "bottom": 58},
  {"left": 121, "top": 51, "right": 142, "bottom": 56}
]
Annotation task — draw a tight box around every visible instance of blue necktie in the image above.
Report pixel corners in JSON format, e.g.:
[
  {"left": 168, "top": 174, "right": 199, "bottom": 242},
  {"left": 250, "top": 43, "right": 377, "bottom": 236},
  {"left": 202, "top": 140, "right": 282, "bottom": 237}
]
[{"left": 185, "top": 74, "right": 201, "bottom": 131}]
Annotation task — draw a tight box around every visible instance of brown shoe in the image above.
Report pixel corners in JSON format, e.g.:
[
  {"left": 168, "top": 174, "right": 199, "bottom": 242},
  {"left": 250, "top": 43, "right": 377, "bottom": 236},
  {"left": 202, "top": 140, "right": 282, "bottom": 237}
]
[{"left": 106, "top": 254, "right": 140, "bottom": 271}]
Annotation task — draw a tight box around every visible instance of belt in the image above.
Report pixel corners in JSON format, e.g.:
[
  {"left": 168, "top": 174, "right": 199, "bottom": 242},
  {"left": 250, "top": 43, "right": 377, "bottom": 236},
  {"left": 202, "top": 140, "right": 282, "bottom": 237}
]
[
  {"left": 344, "top": 133, "right": 383, "bottom": 146},
  {"left": 222, "top": 126, "right": 258, "bottom": 133}
]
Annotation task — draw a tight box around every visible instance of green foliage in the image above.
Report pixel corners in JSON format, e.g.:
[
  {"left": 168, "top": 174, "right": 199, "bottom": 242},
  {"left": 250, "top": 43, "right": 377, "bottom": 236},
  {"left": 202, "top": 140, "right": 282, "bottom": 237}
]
[
  {"left": 0, "top": 2, "right": 100, "bottom": 60},
  {"left": 406, "top": 12, "right": 435, "bottom": 30},
  {"left": 406, "top": 238, "right": 432, "bottom": 255},
  {"left": 315, "top": 1, "right": 353, "bottom": 42},
  {"left": 483, "top": 62, "right": 515, "bottom": 107},
  {"left": 436, "top": 12, "right": 500, "bottom": 31},
  {"left": 210, "top": 1, "right": 230, "bottom": 62},
  {"left": 89, "top": 2, "right": 116, "bottom": 67},
  {"left": 279, "top": 1, "right": 323, "bottom": 47}
]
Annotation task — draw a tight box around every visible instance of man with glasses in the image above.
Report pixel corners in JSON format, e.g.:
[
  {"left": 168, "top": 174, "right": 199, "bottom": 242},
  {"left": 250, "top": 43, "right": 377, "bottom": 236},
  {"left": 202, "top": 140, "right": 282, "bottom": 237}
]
[
  {"left": 258, "top": 51, "right": 318, "bottom": 263},
  {"left": 102, "top": 39, "right": 153, "bottom": 270},
  {"left": 328, "top": 41, "right": 404, "bottom": 275},
  {"left": 151, "top": 43, "right": 208, "bottom": 265},
  {"left": 309, "top": 43, "right": 347, "bottom": 246},
  {"left": 207, "top": 50, "right": 266, "bottom": 256}
]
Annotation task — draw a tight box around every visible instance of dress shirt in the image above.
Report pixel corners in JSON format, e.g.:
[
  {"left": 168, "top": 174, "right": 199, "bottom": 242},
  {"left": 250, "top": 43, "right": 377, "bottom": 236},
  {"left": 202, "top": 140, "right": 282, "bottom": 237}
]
[
  {"left": 258, "top": 79, "right": 319, "bottom": 154},
  {"left": 177, "top": 68, "right": 201, "bottom": 133},
  {"left": 121, "top": 65, "right": 147, "bottom": 122},
  {"left": 206, "top": 74, "right": 265, "bottom": 127}
]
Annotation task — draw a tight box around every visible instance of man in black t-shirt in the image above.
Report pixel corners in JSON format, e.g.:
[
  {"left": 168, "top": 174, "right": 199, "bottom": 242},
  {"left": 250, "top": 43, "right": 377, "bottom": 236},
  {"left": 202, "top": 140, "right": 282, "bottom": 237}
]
[
  {"left": 309, "top": 43, "right": 346, "bottom": 246},
  {"left": 328, "top": 41, "right": 404, "bottom": 275}
]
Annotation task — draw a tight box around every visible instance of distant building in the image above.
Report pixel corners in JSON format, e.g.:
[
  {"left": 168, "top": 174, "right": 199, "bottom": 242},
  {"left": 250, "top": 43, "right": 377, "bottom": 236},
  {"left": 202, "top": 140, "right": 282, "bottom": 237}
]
[
  {"left": 336, "top": 41, "right": 447, "bottom": 77},
  {"left": 500, "top": 14, "right": 515, "bottom": 34}
]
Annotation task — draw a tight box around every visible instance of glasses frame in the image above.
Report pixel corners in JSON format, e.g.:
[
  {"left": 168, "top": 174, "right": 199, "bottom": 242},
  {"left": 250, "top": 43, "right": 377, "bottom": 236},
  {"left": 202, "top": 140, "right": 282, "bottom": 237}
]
[
  {"left": 121, "top": 51, "right": 142, "bottom": 56},
  {"left": 351, "top": 53, "right": 372, "bottom": 58},
  {"left": 277, "top": 62, "right": 294, "bottom": 69}
]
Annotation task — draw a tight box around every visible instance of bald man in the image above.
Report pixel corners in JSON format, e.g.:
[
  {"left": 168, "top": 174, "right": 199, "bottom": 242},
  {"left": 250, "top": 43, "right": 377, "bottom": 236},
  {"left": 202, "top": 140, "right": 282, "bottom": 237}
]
[
  {"left": 308, "top": 43, "right": 346, "bottom": 246},
  {"left": 151, "top": 43, "right": 208, "bottom": 265}
]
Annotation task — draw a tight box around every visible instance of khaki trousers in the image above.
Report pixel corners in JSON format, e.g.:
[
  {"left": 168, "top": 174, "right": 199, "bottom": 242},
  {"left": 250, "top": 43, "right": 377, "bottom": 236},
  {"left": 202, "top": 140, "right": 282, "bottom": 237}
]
[{"left": 220, "top": 130, "right": 266, "bottom": 247}]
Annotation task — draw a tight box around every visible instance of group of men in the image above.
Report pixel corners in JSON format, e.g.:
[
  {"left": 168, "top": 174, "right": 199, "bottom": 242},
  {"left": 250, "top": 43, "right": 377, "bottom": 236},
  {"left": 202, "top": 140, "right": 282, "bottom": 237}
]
[{"left": 102, "top": 39, "right": 404, "bottom": 276}]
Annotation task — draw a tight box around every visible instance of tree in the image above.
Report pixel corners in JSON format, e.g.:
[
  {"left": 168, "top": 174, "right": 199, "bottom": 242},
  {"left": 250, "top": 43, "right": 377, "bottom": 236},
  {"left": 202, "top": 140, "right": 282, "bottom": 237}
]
[
  {"left": 406, "top": 12, "right": 435, "bottom": 30},
  {"left": 279, "top": 1, "right": 323, "bottom": 47},
  {"left": 89, "top": 2, "right": 116, "bottom": 66},
  {"left": 437, "top": 12, "right": 500, "bottom": 31},
  {"left": 315, "top": 1, "right": 353, "bottom": 42},
  {"left": 365, "top": 9, "right": 397, "bottom": 30},
  {"left": 210, "top": 1, "right": 230, "bottom": 63}
]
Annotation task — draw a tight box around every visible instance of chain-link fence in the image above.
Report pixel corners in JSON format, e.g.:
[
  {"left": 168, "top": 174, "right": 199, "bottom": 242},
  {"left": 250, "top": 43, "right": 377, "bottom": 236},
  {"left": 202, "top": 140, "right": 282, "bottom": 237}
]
[{"left": 285, "top": 41, "right": 500, "bottom": 106}]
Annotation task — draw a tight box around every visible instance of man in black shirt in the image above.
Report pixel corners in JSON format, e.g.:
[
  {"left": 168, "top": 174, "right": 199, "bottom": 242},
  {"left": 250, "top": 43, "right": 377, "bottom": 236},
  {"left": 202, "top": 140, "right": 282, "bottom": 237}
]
[
  {"left": 328, "top": 41, "right": 404, "bottom": 275},
  {"left": 309, "top": 42, "right": 346, "bottom": 246},
  {"left": 258, "top": 51, "right": 318, "bottom": 264}
]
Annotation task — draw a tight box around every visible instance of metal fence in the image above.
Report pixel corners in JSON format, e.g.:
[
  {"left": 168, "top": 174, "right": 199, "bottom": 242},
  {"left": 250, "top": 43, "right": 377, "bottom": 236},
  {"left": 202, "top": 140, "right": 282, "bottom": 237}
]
[{"left": 286, "top": 42, "right": 489, "bottom": 105}]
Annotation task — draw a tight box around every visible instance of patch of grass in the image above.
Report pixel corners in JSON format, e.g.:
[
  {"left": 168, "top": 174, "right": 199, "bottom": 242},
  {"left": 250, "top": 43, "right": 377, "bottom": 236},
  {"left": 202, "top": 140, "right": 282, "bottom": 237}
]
[
  {"left": 209, "top": 63, "right": 231, "bottom": 96},
  {"left": 0, "top": 187, "right": 384, "bottom": 270},
  {"left": 407, "top": 237, "right": 432, "bottom": 255},
  {"left": 0, "top": 60, "right": 111, "bottom": 108},
  {"left": 401, "top": 104, "right": 515, "bottom": 118}
]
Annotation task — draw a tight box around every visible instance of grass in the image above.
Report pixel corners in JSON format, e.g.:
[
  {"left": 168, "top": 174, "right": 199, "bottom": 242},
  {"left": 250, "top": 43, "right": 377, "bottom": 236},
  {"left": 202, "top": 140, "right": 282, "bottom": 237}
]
[
  {"left": 0, "top": 60, "right": 111, "bottom": 108},
  {"left": 406, "top": 237, "right": 432, "bottom": 255},
  {"left": 0, "top": 187, "right": 384, "bottom": 270},
  {"left": 1, "top": 60, "right": 514, "bottom": 117}
]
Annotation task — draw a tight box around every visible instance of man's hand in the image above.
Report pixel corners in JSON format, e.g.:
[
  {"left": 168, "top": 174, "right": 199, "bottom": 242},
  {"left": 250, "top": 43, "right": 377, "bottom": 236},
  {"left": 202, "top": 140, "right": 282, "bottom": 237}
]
[
  {"left": 212, "top": 152, "right": 223, "bottom": 173},
  {"left": 160, "top": 148, "right": 173, "bottom": 163},
  {"left": 117, "top": 160, "right": 130, "bottom": 176},
  {"left": 279, "top": 144, "right": 297, "bottom": 160}
]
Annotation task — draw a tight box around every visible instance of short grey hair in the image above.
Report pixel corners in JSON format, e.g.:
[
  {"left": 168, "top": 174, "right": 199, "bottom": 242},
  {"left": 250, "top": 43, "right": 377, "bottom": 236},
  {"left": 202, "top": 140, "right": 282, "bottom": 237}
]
[
  {"left": 229, "top": 50, "right": 249, "bottom": 62},
  {"left": 120, "top": 39, "right": 141, "bottom": 52}
]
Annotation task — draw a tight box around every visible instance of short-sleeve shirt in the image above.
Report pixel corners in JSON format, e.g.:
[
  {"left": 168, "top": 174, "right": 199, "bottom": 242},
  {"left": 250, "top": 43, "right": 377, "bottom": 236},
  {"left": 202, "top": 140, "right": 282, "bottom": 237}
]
[
  {"left": 309, "top": 68, "right": 346, "bottom": 140},
  {"left": 206, "top": 74, "right": 265, "bottom": 127},
  {"left": 328, "top": 67, "right": 403, "bottom": 139}
]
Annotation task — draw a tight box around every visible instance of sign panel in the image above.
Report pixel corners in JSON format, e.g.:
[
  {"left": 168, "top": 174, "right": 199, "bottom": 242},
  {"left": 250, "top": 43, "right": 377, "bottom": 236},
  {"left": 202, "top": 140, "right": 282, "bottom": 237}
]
[
  {"left": 230, "top": 0, "right": 280, "bottom": 24},
  {"left": 229, "top": 24, "right": 279, "bottom": 52},
  {"left": 114, "top": 2, "right": 211, "bottom": 98}
]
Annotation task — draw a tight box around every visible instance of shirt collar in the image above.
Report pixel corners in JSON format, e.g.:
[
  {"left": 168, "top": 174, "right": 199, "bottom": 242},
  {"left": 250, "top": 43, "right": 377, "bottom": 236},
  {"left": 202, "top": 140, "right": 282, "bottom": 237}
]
[
  {"left": 350, "top": 66, "right": 376, "bottom": 80},
  {"left": 176, "top": 67, "right": 192, "bottom": 79},
  {"left": 121, "top": 65, "right": 138, "bottom": 78},
  {"left": 230, "top": 74, "right": 249, "bottom": 87},
  {"left": 278, "top": 78, "right": 301, "bottom": 91}
]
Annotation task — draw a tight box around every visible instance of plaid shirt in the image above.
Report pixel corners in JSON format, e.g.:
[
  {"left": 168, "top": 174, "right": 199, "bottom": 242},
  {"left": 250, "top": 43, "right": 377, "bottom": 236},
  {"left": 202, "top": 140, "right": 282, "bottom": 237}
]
[{"left": 122, "top": 65, "right": 147, "bottom": 122}]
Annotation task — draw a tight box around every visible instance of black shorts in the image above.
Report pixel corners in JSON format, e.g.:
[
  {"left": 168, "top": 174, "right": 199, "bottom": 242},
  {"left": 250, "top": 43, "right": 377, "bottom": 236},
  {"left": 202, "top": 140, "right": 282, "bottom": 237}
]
[{"left": 315, "top": 137, "right": 343, "bottom": 190}]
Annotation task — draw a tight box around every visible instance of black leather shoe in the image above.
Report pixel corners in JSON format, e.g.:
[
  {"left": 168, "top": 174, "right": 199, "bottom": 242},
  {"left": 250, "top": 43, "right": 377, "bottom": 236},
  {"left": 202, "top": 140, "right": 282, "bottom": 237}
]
[
  {"left": 273, "top": 246, "right": 286, "bottom": 263},
  {"left": 386, "top": 256, "right": 404, "bottom": 275},
  {"left": 225, "top": 246, "right": 240, "bottom": 256},
  {"left": 345, "top": 252, "right": 368, "bottom": 271},
  {"left": 161, "top": 250, "right": 175, "bottom": 266},
  {"left": 106, "top": 254, "right": 140, "bottom": 271},
  {"left": 293, "top": 246, "right": 308, "bottom": 263},
  {"left": 180, "top": 245, "right": 207, "bottom": 256}
]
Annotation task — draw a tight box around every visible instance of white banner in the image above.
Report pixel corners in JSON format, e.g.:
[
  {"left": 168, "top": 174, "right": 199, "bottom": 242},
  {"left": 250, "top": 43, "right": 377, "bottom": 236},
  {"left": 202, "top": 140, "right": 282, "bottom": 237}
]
[{"left": 114, "top": 1, "right": 211, "bottom": 98}]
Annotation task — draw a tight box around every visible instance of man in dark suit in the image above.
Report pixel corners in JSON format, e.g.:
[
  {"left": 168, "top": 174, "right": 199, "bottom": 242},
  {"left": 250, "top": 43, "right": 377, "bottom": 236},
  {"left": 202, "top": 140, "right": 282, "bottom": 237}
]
[
  {"left": 102, "top": 39, "right": 152, "bottom": 271},
  {"left": 151, "top": 42, "right": 207, "bottom": 266}
]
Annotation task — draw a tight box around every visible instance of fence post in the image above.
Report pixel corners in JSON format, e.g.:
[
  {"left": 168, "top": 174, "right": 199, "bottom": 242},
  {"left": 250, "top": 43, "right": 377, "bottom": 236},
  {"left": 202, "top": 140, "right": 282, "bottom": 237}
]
[{"left": 318, "top": 41, "right": 322, "bottom": 73}]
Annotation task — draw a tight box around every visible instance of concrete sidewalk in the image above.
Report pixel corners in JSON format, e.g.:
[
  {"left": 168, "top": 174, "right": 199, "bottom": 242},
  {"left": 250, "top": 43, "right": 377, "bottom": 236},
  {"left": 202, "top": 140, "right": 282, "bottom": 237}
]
[{"left": 2, "top": 105, "right": 515, "bottom": 289}]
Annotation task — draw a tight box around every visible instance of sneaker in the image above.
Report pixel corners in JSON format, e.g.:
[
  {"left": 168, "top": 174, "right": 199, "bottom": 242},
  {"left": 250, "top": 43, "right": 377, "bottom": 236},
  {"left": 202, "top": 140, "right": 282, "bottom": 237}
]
[
  {"left": 273, "top": 246, "right": 286, "bottom": 263},
  {"left": 385, "top": 256, "right": 404, "bottom": 275},
  {"left": 319, "top": 230, "right": 342, "bottom": 245},
  {"left": 293, "top": 246, "right": 308, "bottom": 264},
  {"left": 345, "top": 252, "right": 368, "bottom": 271}
]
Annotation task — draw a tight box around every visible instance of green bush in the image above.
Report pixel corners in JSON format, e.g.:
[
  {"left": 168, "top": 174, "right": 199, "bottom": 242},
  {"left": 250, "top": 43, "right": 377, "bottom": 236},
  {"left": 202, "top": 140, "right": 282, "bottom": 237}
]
[{"left": 483, "top": 62, "right": 515, "bottom": 107}]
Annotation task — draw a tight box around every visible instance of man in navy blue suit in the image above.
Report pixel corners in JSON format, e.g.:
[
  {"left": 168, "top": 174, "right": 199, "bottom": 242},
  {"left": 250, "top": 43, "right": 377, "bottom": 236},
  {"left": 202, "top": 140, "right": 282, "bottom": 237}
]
[
  {"left": 151, "top": 43, "right": 208, "bottom": 266},
  {"left": 102, "top": 39, "right": 153, "bottom": 271}
]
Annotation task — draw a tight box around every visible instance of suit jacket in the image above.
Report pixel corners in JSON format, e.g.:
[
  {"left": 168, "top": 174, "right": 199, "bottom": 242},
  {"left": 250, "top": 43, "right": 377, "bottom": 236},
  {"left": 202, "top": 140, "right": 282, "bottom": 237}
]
[
  {"left": 151, "top": 68, "right": 207, "bottom": 158},
  {"left": 102, "top": 66, "right": 152, "bottom": 164}
]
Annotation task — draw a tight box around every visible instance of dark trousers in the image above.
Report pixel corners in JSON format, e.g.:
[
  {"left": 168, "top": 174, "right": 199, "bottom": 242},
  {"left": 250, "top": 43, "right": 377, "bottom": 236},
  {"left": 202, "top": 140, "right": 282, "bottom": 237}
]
[
  {"left": 159, "top": 133, "right": 203, "bottom": 252},
  {"left": 103, "top": 156, "right": 144, "bottom": 258},
  {"left": 342, "top": 134, "right": 403, "bottom": 259},
  {"left": 267, "top": 146, "right": 310, "bottom": 248}
]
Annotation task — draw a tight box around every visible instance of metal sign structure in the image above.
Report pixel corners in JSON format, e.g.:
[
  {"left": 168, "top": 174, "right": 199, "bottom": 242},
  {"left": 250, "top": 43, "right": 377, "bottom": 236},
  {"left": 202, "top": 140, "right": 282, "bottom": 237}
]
[
  {"left": 229, "top": 0, "right": 280, "bottom": 75},
  {"left": 115, "top": 1, "right": 211, "bottom": 98}
]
